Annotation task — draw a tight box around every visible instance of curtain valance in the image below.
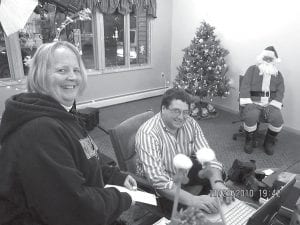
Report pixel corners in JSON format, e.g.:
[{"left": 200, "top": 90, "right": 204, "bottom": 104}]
[{"left": 87, "top": 0, "right": 156, "bottom": 18}]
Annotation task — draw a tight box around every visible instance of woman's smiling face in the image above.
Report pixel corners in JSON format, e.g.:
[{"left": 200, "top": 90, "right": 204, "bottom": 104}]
[{"left": 46, "top": 46, "right": 83, "bottom": 106}]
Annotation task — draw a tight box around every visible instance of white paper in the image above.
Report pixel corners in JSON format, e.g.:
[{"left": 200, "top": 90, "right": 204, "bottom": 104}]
[
  {"left": 105, "top": 184, "right": 157, "bottom": 206},
  {"left": 0, "top": 0, "right": 38, "bottom": 36},
  {"left": 263, "top": 169, "right": 274, "bottom": 176},
  {"left": 152, "top": 217, "right": 170, "bottom": 225}
]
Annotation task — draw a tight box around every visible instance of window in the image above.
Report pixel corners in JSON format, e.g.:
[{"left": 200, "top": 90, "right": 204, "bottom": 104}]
[
  {"left": 77, "top": 20, "right": 95, "bottom": 69},
  {"left": 18, "top": 4, "right": 95, "bottom": 73},
  {"left": 103, "top": 6, "right": 150, "bottom": 69},
  {"left": 19, "top": 12, "right": 44, "bottom": 75},
  {"left": 104, "top": 12, "right": 125, "bottom": 67},
  {"left": 0, "top": 25, "right": 10, "bottom": 79},
  {"left": 2, "top": 3, "right": 151, "bottom": 80},
  {"left": 129, "top": 5, "right": 149, "bottom": 65}
]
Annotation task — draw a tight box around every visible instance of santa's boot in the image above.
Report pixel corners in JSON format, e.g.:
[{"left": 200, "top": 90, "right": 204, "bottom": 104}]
[
  {"left": 244, "top": 131, "right": 255, "bottom": 154},
  {"left": 263, "top": 129, "right": 278, "bottom": 155}
]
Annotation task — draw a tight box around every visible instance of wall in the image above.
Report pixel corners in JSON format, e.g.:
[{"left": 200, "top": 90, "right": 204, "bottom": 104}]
[
  {"left": 171, "top": 0, "right": 300, "bottom": 132},
  {"left": 0, "top": 0, "right": 173, "bottom": 114},
  {"left": 79, "top": 0, "right": 173, "bottom": 105}
]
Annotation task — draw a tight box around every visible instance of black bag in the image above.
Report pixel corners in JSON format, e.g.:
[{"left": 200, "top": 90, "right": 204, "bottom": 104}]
[
  {"left": 77, "top": 108, "right": 100, "bottom": 131},
  {"left": 227, "top": 159, "right": 256, "bottom": 183},
  {"left": 228, "top": 159, "right": 269, "bottom": 201}
]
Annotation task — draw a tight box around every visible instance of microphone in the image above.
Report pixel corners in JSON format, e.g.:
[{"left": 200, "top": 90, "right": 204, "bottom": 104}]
[
  {"left": 195, "top": 148, "right": 217, "bottom": 179},
  {"left": 171, "top": 154, "right": 193, "bottom": 222},
  {"left": 195, "top": 147, "right": 216, "bottom": 165}
]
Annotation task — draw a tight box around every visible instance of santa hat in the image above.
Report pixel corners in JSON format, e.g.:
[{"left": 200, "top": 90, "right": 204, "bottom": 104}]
[{"left": 257, "top": 46, "right": 281, "bottom": 62}]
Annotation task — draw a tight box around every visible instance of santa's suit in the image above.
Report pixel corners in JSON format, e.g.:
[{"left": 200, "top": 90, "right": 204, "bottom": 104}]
[{"left": 240, "top": 64, "right": 285, "bottom": 133}]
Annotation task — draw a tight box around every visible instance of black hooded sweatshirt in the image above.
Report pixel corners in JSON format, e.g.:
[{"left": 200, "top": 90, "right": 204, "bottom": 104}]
[{"left": 0, "top": 93, "right": 132, "bottom": 225}]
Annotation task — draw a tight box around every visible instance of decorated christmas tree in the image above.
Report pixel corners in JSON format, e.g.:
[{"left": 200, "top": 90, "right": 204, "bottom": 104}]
[{"left": 174, "top": 21, "right": 231, "bottom": 119}]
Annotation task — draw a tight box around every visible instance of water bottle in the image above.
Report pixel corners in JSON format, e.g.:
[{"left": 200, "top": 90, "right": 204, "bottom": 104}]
[{"left": 290, "top": 197, "right": 300, "bottom": 225}]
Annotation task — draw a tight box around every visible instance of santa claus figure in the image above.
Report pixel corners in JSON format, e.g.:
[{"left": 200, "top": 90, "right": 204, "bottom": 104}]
[{"left": 240, "top": 46, "right": 284, "bottom": 155}]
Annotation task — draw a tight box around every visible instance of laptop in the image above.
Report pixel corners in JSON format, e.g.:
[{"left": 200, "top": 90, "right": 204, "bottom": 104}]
[{"left": 204, "top": 177, "right": 296, "bottom": 225}]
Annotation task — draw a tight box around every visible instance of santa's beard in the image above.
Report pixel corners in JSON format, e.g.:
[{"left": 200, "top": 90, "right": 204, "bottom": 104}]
[{"left": 258, "top": 61, "right": 278, "bottom": 76}]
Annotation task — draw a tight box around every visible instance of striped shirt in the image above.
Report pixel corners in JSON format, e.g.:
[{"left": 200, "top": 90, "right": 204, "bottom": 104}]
[{"left": 135, "top": 112, "right": 223, "bottom": 190}]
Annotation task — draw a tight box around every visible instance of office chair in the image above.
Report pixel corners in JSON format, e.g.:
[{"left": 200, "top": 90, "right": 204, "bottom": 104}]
[
  {"left": 108, "top": 110, "right": 165, "bottom": 219},
  {"left": 232, "top": 75, "right": 274, "bottom": 147}
]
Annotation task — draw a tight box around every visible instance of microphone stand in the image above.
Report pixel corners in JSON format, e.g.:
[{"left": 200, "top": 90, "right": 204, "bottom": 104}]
[
  {"left": 171, "top": 154, "right": 193, "bottom": 223},
  {"left": 171, "top": 169, "right": 184, "bottom": 221}
]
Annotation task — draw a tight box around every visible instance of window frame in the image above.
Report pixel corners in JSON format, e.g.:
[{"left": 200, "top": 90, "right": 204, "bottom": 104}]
[
  {"left": 0, "top": 8, "right": 152, "bottom": 82},
  {"left": 0, "top": 33, "right": 24, "bottom": 82},
  {"left": 97, "top": 10, "right": 152, "bottom": 74}
]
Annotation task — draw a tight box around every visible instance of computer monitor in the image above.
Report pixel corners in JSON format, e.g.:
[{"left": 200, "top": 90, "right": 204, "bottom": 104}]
[{"left": 247, "top": 177, "right": 296, "bottom": 225}]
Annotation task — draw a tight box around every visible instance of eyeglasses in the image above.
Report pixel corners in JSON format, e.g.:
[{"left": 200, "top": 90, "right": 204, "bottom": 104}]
[
  {"left": 263, "top": 56, "right": 274, "bottom": 63},
  {"left": 168, "top": 108, "right": 190, "bottom": 117}
]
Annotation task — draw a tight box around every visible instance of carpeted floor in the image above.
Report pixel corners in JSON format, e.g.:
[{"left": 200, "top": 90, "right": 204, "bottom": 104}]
[
  {"left": 90, "top": 95, "right": 300, "bottom": 174},
  {"left": 88, "top": 95, "right": 300, "bottom": 224}
]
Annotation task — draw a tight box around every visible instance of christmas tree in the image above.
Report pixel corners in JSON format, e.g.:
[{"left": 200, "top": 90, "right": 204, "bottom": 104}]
[{"left": 174, "top": 21, "right": 231, "bottom": 119}]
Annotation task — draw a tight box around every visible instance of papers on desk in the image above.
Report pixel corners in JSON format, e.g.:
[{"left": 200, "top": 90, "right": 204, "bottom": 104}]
[
  {"left": 262, "top": 169, "right": 274, "bottom": 176},
  {"left": 105, "top": 185, "right": 157, "bottom": 206},
  {"left": 152, "top": 217, "right": 170, "bottom": 225}
]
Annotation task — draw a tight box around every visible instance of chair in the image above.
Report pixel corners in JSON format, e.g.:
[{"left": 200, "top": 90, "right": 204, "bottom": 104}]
[
  {"left": 109, "top": 110, "right": 165, "bottom": 219},
  {"left": 232, "top": 75, "right": 271, "bottom": 146}
]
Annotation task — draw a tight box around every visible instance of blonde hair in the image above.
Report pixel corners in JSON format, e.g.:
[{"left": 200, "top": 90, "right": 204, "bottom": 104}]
[{"left": 27, "top": 41, "right": 87, "bottom": 95}]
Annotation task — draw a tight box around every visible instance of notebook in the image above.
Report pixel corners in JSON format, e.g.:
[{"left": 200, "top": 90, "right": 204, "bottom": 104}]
[{"left": 204, "top": 177, "right": 296, "bottom": 225}]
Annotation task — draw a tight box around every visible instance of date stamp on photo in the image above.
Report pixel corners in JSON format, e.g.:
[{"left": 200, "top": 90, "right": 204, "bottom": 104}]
[
  {"left": 258, "top": 189, "right": 281, "bottom": 199},
  {"left": 210, "top": 189, "right": 255, "bottom": 198}
]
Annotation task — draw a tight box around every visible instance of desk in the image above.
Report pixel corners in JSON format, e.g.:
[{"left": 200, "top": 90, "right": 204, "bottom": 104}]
[
  {"left": 152, "top": 171, "right": 300, "bottom": 225},
  {"left": 228, "top": 171, "right": 300, "bottom": 225}
]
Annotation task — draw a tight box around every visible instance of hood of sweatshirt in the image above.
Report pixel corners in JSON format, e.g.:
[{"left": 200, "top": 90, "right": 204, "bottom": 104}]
[{"left": 0, "top": 93, "right": 75, "bottom": 144}]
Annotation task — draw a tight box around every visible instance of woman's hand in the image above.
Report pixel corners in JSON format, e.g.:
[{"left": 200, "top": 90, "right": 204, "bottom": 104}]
[{"left": 123, "top": 175, "right": 137, "bottom": 190}]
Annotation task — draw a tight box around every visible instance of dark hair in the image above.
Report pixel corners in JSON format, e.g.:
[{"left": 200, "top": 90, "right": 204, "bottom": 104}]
[{"left": 161, "top": 88, "right": 192, "bottom": 110}]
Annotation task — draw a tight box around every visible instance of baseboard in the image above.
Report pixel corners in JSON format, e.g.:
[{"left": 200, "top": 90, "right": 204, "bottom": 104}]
[
  {"left": 214, "top": 103, "right": 239, "bottom": 115},
  {"left": 283, "top": 126, "right": 300, "bottom": 136},
  {"left": 76, "top": 87, "right": 167, "bottom": 110},
  {"left": 214, "top": 103, "right": 300, "bottom": 135},
  {"left": 0, "top": 88, "right": 165, "bottom": 121}
]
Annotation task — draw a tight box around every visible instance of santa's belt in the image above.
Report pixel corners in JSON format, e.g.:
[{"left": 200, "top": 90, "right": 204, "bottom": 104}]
[{"left": 250, "top": 91, "right": 276, "bottom": 97}]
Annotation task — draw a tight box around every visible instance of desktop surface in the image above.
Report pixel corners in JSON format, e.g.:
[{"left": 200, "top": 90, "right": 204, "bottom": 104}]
[{"left": 152, "top": 172, "right": 298, "bottom": 225}]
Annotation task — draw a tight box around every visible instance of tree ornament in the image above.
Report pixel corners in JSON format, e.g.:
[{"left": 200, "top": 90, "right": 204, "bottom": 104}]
[
  {"left": 191, "top": 106, "right": 199, "bottom": 117},
  {"left": 207, "top": 103, "right": 216, "bottom": 113},
  {"left": 201, "top": 107, "right": 209, "bottom": 117}
]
